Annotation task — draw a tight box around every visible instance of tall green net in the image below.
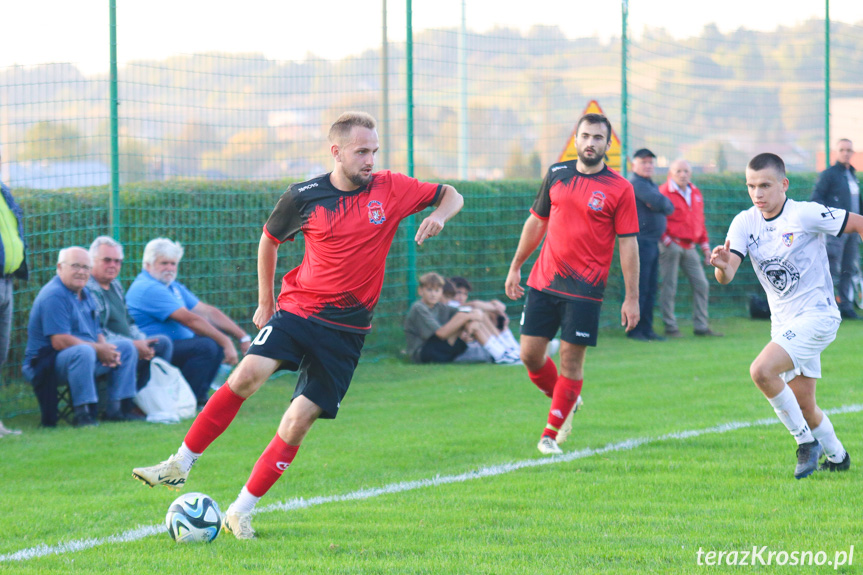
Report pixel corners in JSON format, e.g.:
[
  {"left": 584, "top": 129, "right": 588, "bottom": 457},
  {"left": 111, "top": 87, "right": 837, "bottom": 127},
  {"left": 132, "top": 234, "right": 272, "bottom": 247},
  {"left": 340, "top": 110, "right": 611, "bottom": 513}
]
[{"left": 2, "top": 1, "right": 862, "bottom": 419}]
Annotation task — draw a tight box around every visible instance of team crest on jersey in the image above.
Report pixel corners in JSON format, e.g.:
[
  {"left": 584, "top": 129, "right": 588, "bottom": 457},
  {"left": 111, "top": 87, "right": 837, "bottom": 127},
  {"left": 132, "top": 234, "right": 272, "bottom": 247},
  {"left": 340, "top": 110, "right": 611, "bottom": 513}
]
[
  {"left": 782, "top": 232, "right": 794, "bottom": 247},
  {"left": 367, "top": 200, "right": 386, "bottom": 225},
  {"left": 587, "top": 191, "right": 606, "bottom": 212},
  {"left": 759, "top": 256, "right": 800, "bottom": 298}
]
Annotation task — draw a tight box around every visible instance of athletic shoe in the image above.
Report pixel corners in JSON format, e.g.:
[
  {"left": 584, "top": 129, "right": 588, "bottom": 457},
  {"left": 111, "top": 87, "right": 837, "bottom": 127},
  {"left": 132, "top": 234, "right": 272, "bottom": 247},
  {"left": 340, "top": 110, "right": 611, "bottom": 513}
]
[
  {"left": 537, "top": 436, "right": 563, "bottom": 455},
  {"left": 546, "top": 338, "right": 561, "bottom": 356},
  {"left": 794, "top": 440, "right": 823, "bottom": 479},
  {"left": 495, "top": 351, "right": 523, "bottom": 365},
  {"left": 132, "top": 454, "right": 188, "bottom": 491},
  {"left": 819, "top": 452, "right": 851, "bottom": 472},
  {"left": 223, "top": 504, "right": 256, "bottom": 539},
  {"left": 556, "top": 395, "right": 584, "bottom": 445},
  {"left": 0, "top": 422, "right": 22, "bottom": 436},
  {"left": 665, "top": 328, "right": 683, "bottom": 338}
]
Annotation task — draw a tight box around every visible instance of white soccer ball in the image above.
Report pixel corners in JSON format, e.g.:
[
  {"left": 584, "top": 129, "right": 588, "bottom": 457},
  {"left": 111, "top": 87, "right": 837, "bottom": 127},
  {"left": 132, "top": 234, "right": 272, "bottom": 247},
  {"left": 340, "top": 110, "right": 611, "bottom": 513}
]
[{"left": 165, "top": 492, "right": 222, "bottom": 543}]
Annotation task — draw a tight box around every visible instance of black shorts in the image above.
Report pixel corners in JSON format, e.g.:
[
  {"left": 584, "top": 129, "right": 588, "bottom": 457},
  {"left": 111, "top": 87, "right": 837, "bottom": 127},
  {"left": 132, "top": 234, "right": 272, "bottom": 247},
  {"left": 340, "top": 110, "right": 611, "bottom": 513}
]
[
  {"left": 520, "top": 287, "right": 601, "bottom": 347},
  {"left": 419, "top": 335, "right": 468, "bottom": 363},
  {"left": 246, "top": 310, "right": 365, "bottom": 419}
]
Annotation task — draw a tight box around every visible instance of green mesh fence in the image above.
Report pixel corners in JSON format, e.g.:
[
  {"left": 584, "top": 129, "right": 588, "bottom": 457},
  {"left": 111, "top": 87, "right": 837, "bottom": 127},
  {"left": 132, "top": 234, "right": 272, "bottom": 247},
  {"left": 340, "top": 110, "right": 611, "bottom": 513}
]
[{"left": 1, "top": 2, "right": 862, "bottom": 419}]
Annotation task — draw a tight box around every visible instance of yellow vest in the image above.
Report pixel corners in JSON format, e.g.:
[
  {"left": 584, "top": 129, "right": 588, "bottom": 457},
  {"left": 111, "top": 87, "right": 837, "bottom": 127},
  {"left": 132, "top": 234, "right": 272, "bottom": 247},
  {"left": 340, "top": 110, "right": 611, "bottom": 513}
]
[{"left": 0, "top": 198, "right": 24, "bottom": 275}]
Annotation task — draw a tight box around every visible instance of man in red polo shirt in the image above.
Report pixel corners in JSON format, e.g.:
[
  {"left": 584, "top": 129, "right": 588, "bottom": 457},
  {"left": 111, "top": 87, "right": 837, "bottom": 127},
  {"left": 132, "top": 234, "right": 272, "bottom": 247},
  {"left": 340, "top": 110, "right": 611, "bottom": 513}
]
[
  {"left": 505, "top": 113, "right": 640, "bottom": 455},
  {"left": 659, "top": 159, "right": 723, "bottom": 337}
]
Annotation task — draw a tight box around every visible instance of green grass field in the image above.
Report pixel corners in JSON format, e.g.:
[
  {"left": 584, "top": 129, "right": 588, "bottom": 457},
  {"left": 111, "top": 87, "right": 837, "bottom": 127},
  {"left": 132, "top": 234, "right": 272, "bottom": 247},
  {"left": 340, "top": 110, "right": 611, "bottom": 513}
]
[{"left": 1, "top": 317, "right": 861, "bottom": 574}]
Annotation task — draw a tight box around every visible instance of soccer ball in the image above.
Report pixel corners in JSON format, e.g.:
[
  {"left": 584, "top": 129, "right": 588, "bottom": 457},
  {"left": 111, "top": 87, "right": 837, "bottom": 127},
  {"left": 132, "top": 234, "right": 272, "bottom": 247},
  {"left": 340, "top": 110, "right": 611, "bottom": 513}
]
[{"left": 165, "top": 492, "right": 222, "bottom": 543}]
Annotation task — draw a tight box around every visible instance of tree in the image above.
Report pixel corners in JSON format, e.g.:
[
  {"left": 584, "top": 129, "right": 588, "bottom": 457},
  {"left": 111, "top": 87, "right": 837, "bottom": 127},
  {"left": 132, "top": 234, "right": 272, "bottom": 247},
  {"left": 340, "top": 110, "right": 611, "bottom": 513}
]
[{"left": 18, "top": 122, "right": 87, "bottom": 162}]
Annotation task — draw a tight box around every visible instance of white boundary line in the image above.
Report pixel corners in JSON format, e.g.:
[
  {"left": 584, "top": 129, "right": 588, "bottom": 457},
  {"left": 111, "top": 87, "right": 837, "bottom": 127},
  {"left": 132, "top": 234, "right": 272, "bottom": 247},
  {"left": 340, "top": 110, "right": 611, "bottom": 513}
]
[{"left": 3, "top": 403, "right": 861, "bottom": 563}]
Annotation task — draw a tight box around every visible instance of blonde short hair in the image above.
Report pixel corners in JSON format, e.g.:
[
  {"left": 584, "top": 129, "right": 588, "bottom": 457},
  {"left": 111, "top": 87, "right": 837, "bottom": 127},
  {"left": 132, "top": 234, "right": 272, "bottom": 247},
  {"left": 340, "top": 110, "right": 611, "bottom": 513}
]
[
  {"left": 328, "top": 111, "right": 376, "bottom": 145},
  {"left": 418, "top": 272, "right": 445, "bottom": 289}
]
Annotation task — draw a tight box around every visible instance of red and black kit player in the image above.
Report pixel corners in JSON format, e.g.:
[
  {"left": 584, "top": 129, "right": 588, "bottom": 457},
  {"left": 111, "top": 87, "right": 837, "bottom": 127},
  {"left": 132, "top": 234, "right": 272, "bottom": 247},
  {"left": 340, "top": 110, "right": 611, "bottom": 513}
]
[
  {"left": 133, "top": 111, "right": 464, "bottom": 538},
  {"left": 505, "top": 113, "right": 640, "bottom": 455}
]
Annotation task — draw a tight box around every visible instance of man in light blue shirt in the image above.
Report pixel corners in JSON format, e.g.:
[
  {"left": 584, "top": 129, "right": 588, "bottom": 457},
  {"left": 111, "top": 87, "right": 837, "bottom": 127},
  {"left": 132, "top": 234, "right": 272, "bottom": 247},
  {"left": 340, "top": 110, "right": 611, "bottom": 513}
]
[
  {"left": 126, "top": 238, "right": 250, "bottom": 407},
  {"left": 23, "top": 247, "right": 138, "bottom": 426}
]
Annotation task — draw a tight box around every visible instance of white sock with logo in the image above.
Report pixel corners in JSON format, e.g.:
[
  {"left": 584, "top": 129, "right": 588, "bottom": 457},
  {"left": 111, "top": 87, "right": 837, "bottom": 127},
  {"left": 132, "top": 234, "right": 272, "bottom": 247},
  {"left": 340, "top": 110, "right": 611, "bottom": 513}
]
[
  {"left": 232, "top": 486, "right": 261, "bottom": 514},
  {"left": 483, "top": 336, "right": 509, "bottom": 363},
  {"left": 766, "top": 385, "right": 814, "bottom": 445},
  {"left": 177, "top": 442, "right": 201, "bottom": 473},
  {"left": 811, "top": 415, "right": 846, "bottom": 463}
]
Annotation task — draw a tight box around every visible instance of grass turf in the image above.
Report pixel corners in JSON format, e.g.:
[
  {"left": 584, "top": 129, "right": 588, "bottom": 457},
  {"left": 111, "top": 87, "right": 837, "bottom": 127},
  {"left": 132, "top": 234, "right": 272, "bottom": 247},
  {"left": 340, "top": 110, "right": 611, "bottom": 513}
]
[{"left": 1, "top": 317, "right": 860, "bottom": 574}]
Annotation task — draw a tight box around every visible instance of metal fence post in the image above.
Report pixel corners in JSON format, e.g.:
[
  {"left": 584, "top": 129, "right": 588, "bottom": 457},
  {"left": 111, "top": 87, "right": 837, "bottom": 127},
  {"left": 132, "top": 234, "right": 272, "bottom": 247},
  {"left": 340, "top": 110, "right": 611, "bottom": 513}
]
[
  {"left": 406, "top": 0, "right": 417, "bottom": 301},
  {"left": 109, "top": 0, "right": 120, "bottom": 240}
]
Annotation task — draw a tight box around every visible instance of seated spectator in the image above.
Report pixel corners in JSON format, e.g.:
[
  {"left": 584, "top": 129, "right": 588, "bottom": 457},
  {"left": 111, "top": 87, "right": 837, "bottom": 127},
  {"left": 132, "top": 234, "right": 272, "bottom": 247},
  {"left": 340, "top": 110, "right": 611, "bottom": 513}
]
[
  {"left": 448, "top": 275, "right": 553, "bottom": 358},
  {"left": 87, "top": 236, "right": 173, "bottom": 389},
  {"left": 405, "top": 272, "right": 520, "bottom": 364},
  {"left": 22, "top": 247, "right": 140, "bottom": 426},
  {"left": 125, "top": 238, "right": 251, "bottom": 408}
]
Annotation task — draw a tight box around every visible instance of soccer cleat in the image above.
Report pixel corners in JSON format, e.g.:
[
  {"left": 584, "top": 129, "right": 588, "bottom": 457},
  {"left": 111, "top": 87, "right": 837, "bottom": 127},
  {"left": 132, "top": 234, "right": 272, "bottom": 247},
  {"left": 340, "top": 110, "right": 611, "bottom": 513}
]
[
  {"left": 132, "top": 454, "right": 188, "bottom": 491},
  {"left": 223, "top": 504, "right": 256, "bottom": 539},
  {"left": 537, "top": 436, "right": 563, "bottom": 455},
  {"left": 546, "top": 338, "right": 561, "bottom": 357},
  {"left": 495, "top": 351, "right": 523, "bottom": 365},
  {"left": 556, "top": 395, "right": 584, "bottom": 445},
  {"left": 819, "top": 452, "right": 851, "bottom": 472},
  {"left": 794, "top": 440, "right": 823, "bottom": 479}
]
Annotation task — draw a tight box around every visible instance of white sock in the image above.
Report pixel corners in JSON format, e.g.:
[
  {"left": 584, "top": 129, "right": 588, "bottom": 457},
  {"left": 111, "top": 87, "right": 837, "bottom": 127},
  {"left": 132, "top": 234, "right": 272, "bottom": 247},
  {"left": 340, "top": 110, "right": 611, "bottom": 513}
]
[
  {"left": 177, "top": 442, "right": 201, "bottom": 473},
  {"left": 232, "top": 486, "right": 261, "bottom": 514},
  {"left": 500, "top": 329, "right": 520, "bottom": 352},
  {"left": 811, "top": 415, "right": 846, "bottom": 463},
  {"left": 483, "top": 337, "right": 508, "bottom": 363},
  {"left": 766, "top": 385, "right": 814, "bottom": 444}
]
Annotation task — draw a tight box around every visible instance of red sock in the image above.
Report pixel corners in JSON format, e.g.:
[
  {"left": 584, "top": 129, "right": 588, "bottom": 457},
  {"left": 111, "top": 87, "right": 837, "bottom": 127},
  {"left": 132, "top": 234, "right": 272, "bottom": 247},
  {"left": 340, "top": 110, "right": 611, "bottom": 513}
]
[
  {"left": 543, "top": 376, "right": 583, "bottom": 439},
  {"left": 245, "top": 434, "right": 300, "bottom": 497},
  {"left": 528, "top": 356, "right": 558, "bottom": 398},
  {"left": 184, "top": 384, "right": 246, "bottom": 454}
]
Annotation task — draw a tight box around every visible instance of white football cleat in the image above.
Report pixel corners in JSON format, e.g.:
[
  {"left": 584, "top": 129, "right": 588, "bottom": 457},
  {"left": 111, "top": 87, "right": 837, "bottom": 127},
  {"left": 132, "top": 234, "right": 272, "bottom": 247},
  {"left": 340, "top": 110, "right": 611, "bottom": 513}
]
[
  {"left": 132, "top": 454, "right": 188, "bottom": 491},
  {"left": 556, "top": 395, "right": 584, "bottom": 445},
  {"left": 223, "top": 504, "right": 256, "bottom": 539},
  {"left": 537, "top": 436, "right": 563, "bottom": 455},
  {"left": 546, "top": 338, "right": 561, "bottom": 357}
]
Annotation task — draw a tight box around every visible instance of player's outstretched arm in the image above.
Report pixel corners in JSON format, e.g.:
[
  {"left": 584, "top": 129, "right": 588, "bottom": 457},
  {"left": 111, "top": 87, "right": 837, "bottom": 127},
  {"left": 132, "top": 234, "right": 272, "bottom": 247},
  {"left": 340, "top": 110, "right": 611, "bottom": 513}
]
[
  {"left": 416, "top": 185, "right": 464, "bottom": 246},
  {"left": 505, "top": 215, "right": 548, "bottom": 300},
  {"left": 254, "top": 233, "right": 280, "bottom": 330},
  {"left": 710, "top": 240, "right": 740, "bottom": 284},
  {"left": 618, "top": 235, "right": 640, "bottom": 332}
]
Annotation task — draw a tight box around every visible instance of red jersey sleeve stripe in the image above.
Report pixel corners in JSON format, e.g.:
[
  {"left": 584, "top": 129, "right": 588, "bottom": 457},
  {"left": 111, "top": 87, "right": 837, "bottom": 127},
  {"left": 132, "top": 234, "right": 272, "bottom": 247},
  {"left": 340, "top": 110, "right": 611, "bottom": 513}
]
[
  {"left": 263, "top": 224, "right": 293, "bottom": 244},
  {"left": 529, "top": 208, "right": 549, "bottom": 221}
]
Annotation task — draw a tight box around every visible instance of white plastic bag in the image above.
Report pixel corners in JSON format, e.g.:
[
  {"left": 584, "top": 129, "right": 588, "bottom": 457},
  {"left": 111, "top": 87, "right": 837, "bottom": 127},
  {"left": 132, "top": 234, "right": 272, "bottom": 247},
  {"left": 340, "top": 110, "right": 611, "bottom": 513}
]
[{"left": 134, "top": 357, "right": 197, "bottom": 421}]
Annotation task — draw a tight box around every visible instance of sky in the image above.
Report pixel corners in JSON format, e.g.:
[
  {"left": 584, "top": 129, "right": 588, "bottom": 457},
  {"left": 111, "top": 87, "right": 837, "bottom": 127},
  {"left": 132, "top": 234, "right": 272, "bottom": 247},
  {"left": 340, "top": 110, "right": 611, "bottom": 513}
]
[{"left": 3, "top": 1, "right": 863, "bottom": 75}]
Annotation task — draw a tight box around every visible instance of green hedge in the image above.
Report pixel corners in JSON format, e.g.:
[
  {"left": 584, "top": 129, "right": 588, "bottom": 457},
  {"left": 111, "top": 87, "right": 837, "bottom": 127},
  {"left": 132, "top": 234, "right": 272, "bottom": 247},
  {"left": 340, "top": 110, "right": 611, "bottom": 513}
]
[{"left": 0, "top": 173, "right": 822, "bottom": 417}]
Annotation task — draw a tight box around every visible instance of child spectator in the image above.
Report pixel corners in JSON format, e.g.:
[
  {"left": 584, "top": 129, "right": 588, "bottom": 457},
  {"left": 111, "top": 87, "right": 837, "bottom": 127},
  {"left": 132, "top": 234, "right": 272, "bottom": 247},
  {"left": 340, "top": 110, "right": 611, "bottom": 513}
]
[{"left": 405, "top": 273, "right": 519, "bottom": 364}]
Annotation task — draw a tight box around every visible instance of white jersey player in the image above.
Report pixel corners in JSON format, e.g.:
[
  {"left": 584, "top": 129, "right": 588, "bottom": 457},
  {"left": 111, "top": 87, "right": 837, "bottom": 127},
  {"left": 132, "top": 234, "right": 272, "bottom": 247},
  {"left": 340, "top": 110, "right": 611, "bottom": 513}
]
[{"left": 711, "top": 153, "right": 863, "bottom": 479}]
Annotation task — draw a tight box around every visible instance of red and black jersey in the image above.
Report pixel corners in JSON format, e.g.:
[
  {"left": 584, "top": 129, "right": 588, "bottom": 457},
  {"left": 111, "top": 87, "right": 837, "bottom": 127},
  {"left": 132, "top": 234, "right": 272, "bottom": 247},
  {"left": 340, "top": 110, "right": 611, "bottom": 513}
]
[
  {"left": 264, "top": 170, "right": 442, "bottom": 333},
  {"left": 527, "top": 161, "right": 639, "bottom": 302}
]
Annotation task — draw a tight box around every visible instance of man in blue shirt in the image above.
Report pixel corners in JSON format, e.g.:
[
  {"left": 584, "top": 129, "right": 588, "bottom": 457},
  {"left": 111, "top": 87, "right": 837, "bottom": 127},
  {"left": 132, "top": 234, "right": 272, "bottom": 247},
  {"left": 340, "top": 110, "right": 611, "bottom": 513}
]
[
  {"left": 126, "top": 238, "right": 250, "bottom": 408},
  {"left": 22, "top": 247, "right": 139, "bottom": 426}
]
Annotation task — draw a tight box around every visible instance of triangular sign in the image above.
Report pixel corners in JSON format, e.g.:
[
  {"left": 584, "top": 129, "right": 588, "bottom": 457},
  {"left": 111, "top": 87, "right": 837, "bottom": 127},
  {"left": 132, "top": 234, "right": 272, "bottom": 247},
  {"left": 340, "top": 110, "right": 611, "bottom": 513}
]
[{"left": 558, "top": 100, "right": 622, "bottom": 171}]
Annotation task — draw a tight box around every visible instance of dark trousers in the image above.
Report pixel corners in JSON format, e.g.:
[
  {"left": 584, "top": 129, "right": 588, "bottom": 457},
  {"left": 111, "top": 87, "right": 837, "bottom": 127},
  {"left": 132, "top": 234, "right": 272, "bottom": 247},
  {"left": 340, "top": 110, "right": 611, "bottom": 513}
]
[
  {"left": 632, "top": 238, "right": 660, "bottom": 337},
  {"left": 170, "top": 336, "right": 224, "bottom": 403}
]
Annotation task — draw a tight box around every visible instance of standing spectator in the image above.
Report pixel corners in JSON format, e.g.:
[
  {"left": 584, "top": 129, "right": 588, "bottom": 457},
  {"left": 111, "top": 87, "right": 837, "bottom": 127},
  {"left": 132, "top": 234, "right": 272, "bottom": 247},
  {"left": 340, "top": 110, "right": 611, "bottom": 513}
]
[
  {"left": 628, "top": 148, "right": 674, "bottom": 342},
  {"left": 22, "top": 247, "right": 139, "bottom": 426},
  {"left": 0, "top": 151, "right": 27, "bottom": 437},
  {"left": 87, "top": 236, "right": 173, "bottom": 389},
  {"left": 811, "top": 139, "right": 860, "bottom": 319},
  {"left": 505, "top": 113, "right": 640, "bottom": 455},
  {"left": 131, "top": 111, "right": 463, "bottom": 539},
  {"left": 125, "top": 238, "right": 250, "bottom": 408},
  {"left": 659, "top": 159, "right": 723, "bottom": 337}
]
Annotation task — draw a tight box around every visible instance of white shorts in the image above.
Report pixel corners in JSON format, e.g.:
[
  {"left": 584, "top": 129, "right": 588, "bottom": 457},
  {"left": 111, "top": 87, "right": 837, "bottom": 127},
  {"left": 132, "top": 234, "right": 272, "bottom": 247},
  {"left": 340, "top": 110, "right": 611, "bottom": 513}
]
[{"left": 770, "top": 315, "right": 840, "bottom": 383}]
